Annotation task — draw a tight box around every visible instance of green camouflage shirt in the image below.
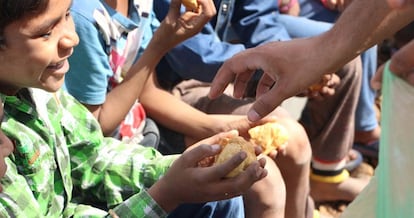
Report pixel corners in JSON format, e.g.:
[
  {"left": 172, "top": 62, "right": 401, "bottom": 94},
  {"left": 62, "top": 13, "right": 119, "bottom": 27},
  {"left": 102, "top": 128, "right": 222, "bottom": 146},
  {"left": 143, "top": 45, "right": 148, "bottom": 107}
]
[{"left": 0, "top": 88, "right": 178, "bottom": 218}]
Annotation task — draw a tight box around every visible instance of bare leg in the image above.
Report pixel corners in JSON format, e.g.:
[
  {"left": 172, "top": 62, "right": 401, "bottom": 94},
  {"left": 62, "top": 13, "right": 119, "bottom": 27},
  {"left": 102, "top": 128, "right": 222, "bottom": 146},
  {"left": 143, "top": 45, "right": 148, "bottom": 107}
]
[
  {"left": 244, "top": 155, "right": 286, "bottom": 218},
  {"left": 170, "top": 81, "right": 312, "bottom": 218},
  {"left": 274, "top": 117, "right": 312, "bottom": 218}
]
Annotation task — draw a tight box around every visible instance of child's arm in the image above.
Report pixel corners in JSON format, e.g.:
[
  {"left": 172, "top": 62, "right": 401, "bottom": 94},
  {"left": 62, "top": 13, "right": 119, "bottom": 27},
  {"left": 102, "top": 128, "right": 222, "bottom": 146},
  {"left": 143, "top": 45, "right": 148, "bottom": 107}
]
[{"left": 75, "top": 0, "right": 216, "bottom": 136}]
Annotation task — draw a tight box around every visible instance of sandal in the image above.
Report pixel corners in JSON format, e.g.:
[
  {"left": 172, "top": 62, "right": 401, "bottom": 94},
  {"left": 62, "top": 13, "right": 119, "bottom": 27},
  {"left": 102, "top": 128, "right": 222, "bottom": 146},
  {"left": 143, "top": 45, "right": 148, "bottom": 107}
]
[{"left": 353, "top": 140, "right": 379, "bottom": 159}]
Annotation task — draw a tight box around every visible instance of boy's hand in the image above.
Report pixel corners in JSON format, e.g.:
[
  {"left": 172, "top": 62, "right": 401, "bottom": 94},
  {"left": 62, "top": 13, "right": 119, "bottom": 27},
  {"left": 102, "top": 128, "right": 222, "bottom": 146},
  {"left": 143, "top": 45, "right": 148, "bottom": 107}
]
[
  {"left": 152, "top": 0, "right": 216, "bottom": 53},
  {"left": 297, "top": 73, "right": 340, "bottom": 100},
  {"left": 148, "top": 131, "right": 267, "bottom": 212}
]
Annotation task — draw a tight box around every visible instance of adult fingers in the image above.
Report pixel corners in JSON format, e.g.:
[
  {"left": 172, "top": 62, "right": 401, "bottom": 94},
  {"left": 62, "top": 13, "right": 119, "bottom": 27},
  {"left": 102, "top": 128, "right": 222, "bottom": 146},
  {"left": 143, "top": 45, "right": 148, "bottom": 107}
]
[
  {"left": 209, "top": 51, "right": 257, "bottom": 100},
  {"left": 233, "top": 70, "right": 256, "bottom": 99},
  {"left": 255, "top": 73, "right": 278, "bottom": 99},
  {"left": 247, "top": 87, "right": 284, "bottom": 122},
  {"left": 247, "top": 73, "right": 294, "bottom": 122}
]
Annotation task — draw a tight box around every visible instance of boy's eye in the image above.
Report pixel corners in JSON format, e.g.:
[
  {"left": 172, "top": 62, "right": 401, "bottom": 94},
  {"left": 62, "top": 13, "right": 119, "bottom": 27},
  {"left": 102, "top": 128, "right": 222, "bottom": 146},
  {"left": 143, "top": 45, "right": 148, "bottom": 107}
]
[
  {"left": 41, "top": 32, "right": 52, "bottom": 39},
  {"left": 65, "top": 11, "right": 71, "bottom": 19}
]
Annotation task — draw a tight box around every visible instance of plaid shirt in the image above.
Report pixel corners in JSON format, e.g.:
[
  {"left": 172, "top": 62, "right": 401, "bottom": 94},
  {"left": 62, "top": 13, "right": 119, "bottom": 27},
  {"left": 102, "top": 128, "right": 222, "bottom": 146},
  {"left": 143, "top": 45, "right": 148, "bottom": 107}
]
[{"left": 0, "top": 88, "right": 178, "bottom": 218}]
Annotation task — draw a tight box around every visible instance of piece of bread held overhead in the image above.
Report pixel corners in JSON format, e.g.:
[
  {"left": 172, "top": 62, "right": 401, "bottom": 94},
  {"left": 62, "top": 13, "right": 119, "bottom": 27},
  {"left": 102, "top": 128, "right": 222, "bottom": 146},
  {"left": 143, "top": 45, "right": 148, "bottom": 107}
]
[{"left": 182, "top": 0, "right": 198, "bottom": 10}]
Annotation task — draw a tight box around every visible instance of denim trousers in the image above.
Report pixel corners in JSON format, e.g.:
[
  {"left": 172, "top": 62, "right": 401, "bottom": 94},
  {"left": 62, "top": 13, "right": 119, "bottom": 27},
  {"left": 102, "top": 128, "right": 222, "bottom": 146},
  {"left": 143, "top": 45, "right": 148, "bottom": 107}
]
[{"left": 168, "top": 197, "right": 245, "bottom": 218}]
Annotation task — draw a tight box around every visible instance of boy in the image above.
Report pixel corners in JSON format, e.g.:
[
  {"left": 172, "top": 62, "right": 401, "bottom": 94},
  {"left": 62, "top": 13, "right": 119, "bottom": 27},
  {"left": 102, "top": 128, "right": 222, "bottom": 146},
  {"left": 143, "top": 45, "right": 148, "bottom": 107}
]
[{"left": 0, "top": 0, "right": 268, "bottom": 217}]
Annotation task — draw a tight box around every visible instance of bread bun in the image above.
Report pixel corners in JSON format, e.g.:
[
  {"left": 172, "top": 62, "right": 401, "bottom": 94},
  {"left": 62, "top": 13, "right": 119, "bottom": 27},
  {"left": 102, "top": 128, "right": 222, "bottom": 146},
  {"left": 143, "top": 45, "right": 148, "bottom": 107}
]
[
  {"left": 182, "top": 0, "right": 198, "bottom": 10},
  {"left": 215, "top": 136, "right": 256, "bottom": 178},
  {"left": 248, "top": 122, "right": 289, "bottom": 155}
]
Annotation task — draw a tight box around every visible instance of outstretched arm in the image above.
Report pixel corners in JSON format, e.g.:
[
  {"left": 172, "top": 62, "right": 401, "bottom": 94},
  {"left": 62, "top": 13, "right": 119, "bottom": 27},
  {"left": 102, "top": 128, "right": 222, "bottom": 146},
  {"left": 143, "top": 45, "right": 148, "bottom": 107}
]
[
  {"left": 86, "top": 0, "right": 216, "bottom": 135},
  {"left": 209, "top": 0, "right": 414, "bottom": 122}
]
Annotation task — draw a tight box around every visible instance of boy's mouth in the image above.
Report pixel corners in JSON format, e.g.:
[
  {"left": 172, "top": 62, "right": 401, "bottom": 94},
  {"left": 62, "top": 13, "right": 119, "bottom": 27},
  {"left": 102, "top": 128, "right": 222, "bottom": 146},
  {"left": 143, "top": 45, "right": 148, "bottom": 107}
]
[{"left": 47, "top": 60, "right": 65, "bottom": 70}]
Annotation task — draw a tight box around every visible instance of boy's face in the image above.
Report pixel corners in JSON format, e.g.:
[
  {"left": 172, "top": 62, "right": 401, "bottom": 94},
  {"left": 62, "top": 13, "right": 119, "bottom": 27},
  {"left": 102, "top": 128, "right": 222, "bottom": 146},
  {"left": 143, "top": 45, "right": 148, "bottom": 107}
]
[
  {"left": 0, "top": 101, "right": 14, "bottom": 192},
  {"left": 0, "top": 0, "right": 79, "bottom": 95}
]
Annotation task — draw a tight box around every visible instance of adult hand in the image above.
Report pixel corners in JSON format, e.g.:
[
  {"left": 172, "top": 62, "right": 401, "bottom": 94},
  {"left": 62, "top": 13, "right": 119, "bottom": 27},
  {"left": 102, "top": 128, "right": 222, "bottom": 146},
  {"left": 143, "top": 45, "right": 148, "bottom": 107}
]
[
  {"left": 209, "top": 39, "right": 327, "bottom": 122},
  {"left": 152, "top": 0, "right": 216, "bottom": 52},
  {"left": 371, "top": 39, "right": 414, "bottom": 89},
  {"left": 148, "top": 131, "right": 267, "bottom": 212}
]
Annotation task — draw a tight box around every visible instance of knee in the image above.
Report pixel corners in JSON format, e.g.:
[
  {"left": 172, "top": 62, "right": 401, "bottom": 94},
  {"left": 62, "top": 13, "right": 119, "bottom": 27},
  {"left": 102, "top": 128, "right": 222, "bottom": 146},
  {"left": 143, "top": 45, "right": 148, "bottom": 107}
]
[
  {"left": 277, "top": 118, "right": 312, "bottom": 166},
  {"left": 244, "top": 157, "right": 286, "bottom": 217}
]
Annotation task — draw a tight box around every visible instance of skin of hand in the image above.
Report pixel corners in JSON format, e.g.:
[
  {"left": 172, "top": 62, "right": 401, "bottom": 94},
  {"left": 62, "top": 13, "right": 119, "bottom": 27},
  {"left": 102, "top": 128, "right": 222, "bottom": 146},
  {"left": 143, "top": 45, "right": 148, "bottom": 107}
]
[
  {"left": 371, "top": 39, "right": 414, "bottom": 89},
  {"left": 279, "top": 0, "right": 301, "bottom": 16},
  {"left": 208, "top": 38, "right": 330, "bottom": 122},
  {"left": 209, "top": 0, "right": 414, "bottom": 122},
  {"left": 147, "top": 131, "right": 268, "bottom": 213},
  {"left": 323, "top": 0, "right": 353, "bottom": 12},
  {"left": 387, "top": 0, "right": 414, "bottom": 8},
  {"left": 297, "top": 73, "right": 340, "bottom": 100},
  {"left": 183, "top": 114, "right": 285, "bottom": 151},
  {"left": 141, "top": 72, "right": 275, "bottom": 147},
  {"left": 141, "top": 71, "right": 285, "bottom": 152},
  {"left": 152, "top": 0, "right": 217, "bottom": 54},
  {"left": 288, "top": 2, "right": 301, "bottom": 16},
  {"left": 84, "top": 0, "right": 216, "bottom": 136}
]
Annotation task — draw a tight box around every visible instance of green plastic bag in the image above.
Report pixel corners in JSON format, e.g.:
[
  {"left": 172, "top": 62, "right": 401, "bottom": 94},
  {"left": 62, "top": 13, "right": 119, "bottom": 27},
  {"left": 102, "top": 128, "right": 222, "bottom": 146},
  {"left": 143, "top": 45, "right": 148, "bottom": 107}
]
[{"left": 342, "top": 61, "right": 414, "bottom": 217}]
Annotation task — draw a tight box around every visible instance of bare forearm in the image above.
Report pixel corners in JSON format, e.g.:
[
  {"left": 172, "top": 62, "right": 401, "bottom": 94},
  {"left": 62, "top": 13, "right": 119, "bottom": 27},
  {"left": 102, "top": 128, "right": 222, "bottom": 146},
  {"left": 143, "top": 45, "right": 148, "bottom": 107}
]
[
  {"left": 96, "top": 42, "right": 167, "bottom": 135},
  {"left": 320, "top": 0, "right": 414, "bottom": 73},
  {"left": 140, "top": 76, "right": 222, "bottom": 142}
]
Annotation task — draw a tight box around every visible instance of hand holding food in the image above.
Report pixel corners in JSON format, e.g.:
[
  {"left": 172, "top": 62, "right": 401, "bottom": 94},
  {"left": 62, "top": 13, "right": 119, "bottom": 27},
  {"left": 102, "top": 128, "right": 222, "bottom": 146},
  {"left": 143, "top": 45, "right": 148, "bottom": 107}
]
[
  {"left": 182, "top": 0, "right": 199, "bottom": 10},
  {"left": 297, "top": 73, "right": 339, "bottom": 100},
  {"left": 248, "top": 122, "right": 289, "bottom": 155},
  {"left": 308, "top": 73, "right": 334, "bottom": 92},
  {"left": 214, "top": 136, "right": 257, "bottom": 178}
]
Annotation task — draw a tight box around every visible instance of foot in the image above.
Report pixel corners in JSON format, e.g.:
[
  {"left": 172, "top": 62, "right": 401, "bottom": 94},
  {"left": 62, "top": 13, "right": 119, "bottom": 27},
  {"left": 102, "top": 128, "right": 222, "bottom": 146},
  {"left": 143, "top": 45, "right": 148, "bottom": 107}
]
[
  {"left": 310, "top": 175, "right": 371, "bottom": 202},
  {"left": 344, "top": 149, "right": 363, "bottom": 172},
  {"left": 354, "top": 126, "right": 381, "bottom": 145}
]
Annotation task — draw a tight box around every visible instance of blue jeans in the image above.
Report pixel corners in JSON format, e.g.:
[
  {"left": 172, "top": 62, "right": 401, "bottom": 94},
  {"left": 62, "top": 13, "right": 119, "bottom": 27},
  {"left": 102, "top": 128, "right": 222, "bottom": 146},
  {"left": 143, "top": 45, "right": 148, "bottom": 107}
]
[
  {"left": 277, "top": 11, "right": 379, "bottom": 132},
  {"left": 167, "top": 197, "right": 245, "bottom": 218}
]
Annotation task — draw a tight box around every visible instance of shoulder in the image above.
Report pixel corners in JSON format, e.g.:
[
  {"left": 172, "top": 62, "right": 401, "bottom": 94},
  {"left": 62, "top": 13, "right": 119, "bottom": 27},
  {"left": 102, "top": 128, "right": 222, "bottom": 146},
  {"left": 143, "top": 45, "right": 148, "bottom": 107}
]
[{"left": 71, "top": 0, "right": 103, "bottom": 22}]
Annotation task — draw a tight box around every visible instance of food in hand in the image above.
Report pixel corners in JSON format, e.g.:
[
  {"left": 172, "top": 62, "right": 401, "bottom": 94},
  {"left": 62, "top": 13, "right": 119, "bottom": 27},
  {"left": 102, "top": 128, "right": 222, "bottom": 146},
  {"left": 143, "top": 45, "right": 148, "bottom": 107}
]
[
  {"left": 308, "top": 73, "right": 332, "bottom": 92},
  {"left": 215, "top": 136, "right": 257, "bottom": 178},
  {"left": 182, "top": 0, "right": 198, "bottom": 10},
  {"left": 248, "top": 122, "right": 289, "bottom": 155},
  {"left": 308, "top": 83, "right": 324, "bottom": 92}
]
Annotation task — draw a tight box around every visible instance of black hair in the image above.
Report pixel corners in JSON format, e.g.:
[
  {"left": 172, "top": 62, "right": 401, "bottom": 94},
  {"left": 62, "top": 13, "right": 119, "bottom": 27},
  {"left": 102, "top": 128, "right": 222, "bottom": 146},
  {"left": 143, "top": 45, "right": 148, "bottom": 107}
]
[{"left": 0, "top": 0, "right": 48, "bottom": 46}]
